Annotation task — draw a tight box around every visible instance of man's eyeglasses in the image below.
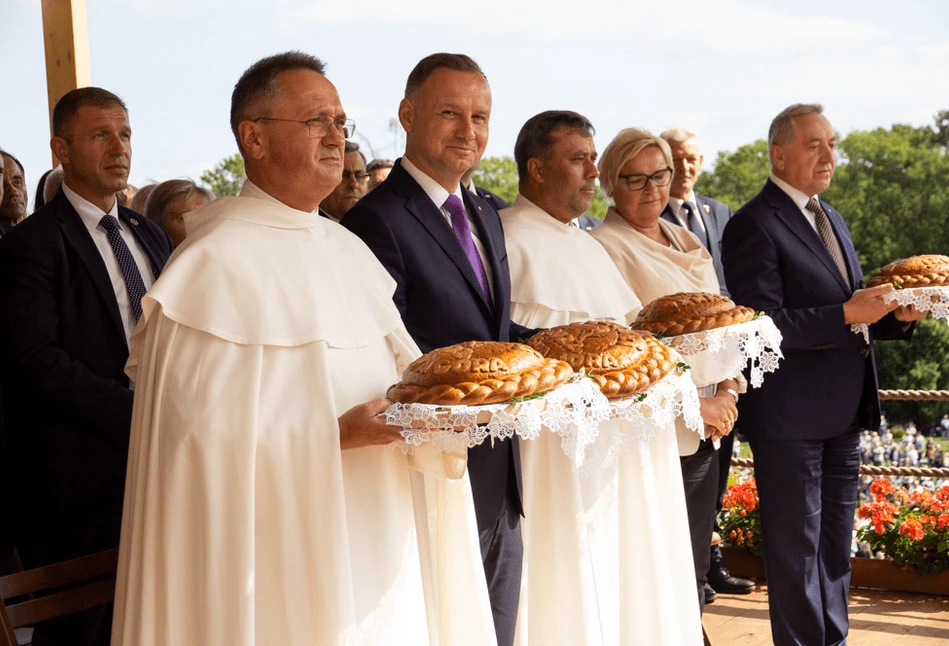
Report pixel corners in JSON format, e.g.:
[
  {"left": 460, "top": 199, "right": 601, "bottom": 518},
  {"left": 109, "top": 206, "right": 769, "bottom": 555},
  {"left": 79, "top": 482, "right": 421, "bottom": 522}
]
[
  {"left": 252, "top": 116, "right": 356, "bottom": 139},
  {"left": 618, "top": 167, "right": 674, "bottom": 191},
  {"left": 342, "top": 170, "right": 370, "bottom": 183}
]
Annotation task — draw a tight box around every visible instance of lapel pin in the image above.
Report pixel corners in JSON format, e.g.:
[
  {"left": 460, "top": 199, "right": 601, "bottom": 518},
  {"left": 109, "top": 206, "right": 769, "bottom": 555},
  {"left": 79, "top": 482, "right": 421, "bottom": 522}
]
[
  {"left": 702, "top": 204, "right": 710, "bottom": 213},
  {"left": 130, "top": 217, "right": 139, "bottom": 225}
]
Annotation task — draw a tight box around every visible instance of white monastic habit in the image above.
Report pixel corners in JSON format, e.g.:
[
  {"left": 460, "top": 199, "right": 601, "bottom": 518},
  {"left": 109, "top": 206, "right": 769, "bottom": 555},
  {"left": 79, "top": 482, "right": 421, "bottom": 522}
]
[
  {"left": 112, "top": 182, "right": 496, "bottom": 646},
  {"left": 502, "top": 195, "right": 703, "bottom": 646},
  {"left": 593, "top": 208, "right": 733, "bottom": 455}
]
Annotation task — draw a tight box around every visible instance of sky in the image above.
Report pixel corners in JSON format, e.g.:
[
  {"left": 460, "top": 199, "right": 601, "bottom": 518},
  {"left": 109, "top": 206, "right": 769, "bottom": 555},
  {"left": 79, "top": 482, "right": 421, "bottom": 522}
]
[{"left": 2, "top": 0, "right": 948, "bottom": 209}]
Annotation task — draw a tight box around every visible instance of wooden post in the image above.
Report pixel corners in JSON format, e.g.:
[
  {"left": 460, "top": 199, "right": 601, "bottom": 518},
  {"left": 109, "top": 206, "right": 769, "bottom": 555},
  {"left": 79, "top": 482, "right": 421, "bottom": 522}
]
[{"left": 40, "top": 0, "right": 91, "bottom": 164}]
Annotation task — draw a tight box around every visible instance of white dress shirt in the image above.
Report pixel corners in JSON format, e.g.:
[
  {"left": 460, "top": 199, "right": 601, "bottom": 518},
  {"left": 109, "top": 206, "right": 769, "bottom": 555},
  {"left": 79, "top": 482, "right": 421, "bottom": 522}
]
[
  {"left": 62, "top": 183, "right": 156, "bottom": 343},
  {"left": 400, "top": 157, "right": 494, "bottom": 299},
  {"left": 667, "top": 191, "right": 708, "bottom": 238}
]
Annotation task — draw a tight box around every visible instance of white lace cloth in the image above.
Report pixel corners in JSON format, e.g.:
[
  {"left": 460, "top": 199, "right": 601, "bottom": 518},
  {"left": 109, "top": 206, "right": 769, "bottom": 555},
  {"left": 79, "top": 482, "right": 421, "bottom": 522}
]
[
  {"left": 658, "top": 316, "right": 784, "bottom": 389},
  {"left": 386, "top": 365, "right": 702, "bottom": 470},
  {"left": 882, "top": 286, "right": 949, "bottom": 320},
  {"left": 850, "top": 285, "right": 949, "bottom": 342}
]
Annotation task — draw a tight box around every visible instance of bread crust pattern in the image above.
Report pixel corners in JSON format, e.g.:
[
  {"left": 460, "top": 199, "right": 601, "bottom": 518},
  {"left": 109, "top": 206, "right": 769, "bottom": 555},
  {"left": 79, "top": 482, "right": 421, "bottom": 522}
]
[
  {"left": 527, "top": 321, "right": 674, "bottom": 398},
  {"left": 631, "top": 292, "right": 755, "bottom": 336},
  {"left": 866, "top": 255, "right": 949, "bottom": 289},
  {"left": 387, "top": 341, "right": 574, "bottom": 405}
]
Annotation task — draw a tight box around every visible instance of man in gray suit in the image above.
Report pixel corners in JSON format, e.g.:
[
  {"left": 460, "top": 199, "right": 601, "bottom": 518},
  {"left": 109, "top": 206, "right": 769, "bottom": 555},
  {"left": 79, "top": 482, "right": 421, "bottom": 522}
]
[
  {"left": 659, "top": 127, "right": 753, "bottom": 602},
  {"left": 660, "top": 128, "right": 732, "bottom": 297}
]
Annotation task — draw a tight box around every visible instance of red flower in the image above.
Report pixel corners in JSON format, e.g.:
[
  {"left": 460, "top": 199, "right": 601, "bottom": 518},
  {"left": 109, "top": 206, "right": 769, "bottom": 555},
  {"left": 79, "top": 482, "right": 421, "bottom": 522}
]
[
  {"left": 936, "top": 486, "right": 949, "bottom": 503},
  {"left": 899, "top": 518, "right": 924, "bottom": 542},
  {"left": 870, "top": 478, "right": 895, "bottom": 500},
  {"left": 937, "top": 514, "right": 949, "bottom": 531}
]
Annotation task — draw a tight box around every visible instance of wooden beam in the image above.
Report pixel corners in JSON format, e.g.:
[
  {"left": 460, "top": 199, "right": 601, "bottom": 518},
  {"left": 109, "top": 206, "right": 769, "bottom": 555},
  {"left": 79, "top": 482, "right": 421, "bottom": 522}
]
[{"left": 41, "top": 0, "right": 91, "bottom": 164}]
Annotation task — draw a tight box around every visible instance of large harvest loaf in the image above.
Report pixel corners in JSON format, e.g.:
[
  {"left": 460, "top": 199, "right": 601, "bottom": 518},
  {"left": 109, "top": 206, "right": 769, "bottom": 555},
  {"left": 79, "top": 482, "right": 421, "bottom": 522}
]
[
  {"left": 387, "top": 340, "right": 574, "bottom": 405},
  {"left": 631, "top": 292, "right": 755, "bottom": 336},
  {"left": 527, "top": 321, "right": 674, "bottom": 398},
  {"left": 866, "top": 255, "right": 949, "bottom": 289}
]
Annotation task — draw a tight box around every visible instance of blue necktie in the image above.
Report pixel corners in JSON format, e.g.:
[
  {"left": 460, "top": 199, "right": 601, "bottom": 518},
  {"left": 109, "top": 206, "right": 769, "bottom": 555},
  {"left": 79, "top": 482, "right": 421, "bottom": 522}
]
[
  {"left": 99, "top": 215, "right": 147, "bottom": 321},
  {"left": 682, "top": 201, "right": 709, "bottom": 248}
]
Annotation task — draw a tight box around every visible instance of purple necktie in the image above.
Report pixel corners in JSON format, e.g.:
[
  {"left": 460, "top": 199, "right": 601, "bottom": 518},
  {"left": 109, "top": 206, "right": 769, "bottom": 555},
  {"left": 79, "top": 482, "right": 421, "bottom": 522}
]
[{"left": 443, "top": 194, "right": 488, "bottom": 296}]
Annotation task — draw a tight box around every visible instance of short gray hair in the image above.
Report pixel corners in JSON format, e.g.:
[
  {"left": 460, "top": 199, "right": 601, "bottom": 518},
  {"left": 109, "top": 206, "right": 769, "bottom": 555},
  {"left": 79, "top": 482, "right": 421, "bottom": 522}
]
[
  {"left": 659, "top": 127, "right": 699, "bottom": 145},
  {"left": 768, "top": 103, "right": 824, "bottom": 147},
  {"left": 144, "top": 179, "right": 214, "bottom": 228}
]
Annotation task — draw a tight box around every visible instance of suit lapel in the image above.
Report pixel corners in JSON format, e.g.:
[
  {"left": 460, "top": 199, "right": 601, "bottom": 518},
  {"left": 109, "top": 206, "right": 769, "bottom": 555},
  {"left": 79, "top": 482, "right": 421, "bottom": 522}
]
[
  {"left": 53, "top": 193, "right": 126, "bottom": 338},
  {"left": 390, "top": 166, "right": 493, "bottom": 311},
  {"left": 820, "top": 200, "right": 862, "bottom": 290},
  {"left": 764, "top": 180, "right": 850, "bottom": 294},
  {"left": 694, "top": 194, "right": 720, "bottom": 258}
]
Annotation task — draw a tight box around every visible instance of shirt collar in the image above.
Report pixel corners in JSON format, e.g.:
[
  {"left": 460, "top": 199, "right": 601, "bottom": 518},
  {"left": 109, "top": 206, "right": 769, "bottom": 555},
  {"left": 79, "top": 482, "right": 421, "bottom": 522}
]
[
  {"left": 667, "top": 190, "right": 696, "bottom": 212},
  {"left": 770, "top": 174, "right": 816, "bottom": 211},
  {"left": 400, "top": 156, "right": 464, "bottom": 210},
  {"left": 62, "top": 182, "right": 121, "bottom": 232}
]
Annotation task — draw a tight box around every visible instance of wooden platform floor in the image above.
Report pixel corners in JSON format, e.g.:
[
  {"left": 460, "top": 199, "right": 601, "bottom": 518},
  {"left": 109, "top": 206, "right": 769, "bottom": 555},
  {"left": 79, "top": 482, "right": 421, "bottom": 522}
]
[{"left": 703, "top": 585, "right": 949, "bottom": 645}]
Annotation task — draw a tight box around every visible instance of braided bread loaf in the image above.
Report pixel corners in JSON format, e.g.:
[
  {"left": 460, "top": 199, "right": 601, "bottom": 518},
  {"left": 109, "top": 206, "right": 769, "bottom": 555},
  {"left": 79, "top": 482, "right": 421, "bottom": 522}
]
[
  {"left": 526, "top": 321, "right": 675, "bottom": 398},
  {"left": 631, "top": 292, "right": 754, "bottom": 336},
  {"left": 387, "top": 341, "right": 574, "bottom": 406},
  {"left": 866, "top": 255, "right": 949, "bottom": 288}
]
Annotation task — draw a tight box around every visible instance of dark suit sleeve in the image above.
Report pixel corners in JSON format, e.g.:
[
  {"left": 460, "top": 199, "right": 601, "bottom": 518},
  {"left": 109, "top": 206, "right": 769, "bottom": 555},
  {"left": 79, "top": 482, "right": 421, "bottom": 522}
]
[
  {"left": 0, "top": 234, "right": 133, "bottom": 446},
  {"left": 871, "top": 313, "right": 914, "bottom": 341},
  {"left": 722, "top": 212, "right": 853, "bottom": 351},
  {"left": 342, "top": 208, "right": 409, "bottom": 318}
]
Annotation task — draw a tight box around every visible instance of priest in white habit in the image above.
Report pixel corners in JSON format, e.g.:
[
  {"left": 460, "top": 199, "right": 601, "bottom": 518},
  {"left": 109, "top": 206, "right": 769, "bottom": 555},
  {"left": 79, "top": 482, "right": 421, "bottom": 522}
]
[
  {"left": 111, "top": 52, "right": 496, "bottom": 646},
  {"left": 501, "top": 111, "right": 702, "bottom": 645}
]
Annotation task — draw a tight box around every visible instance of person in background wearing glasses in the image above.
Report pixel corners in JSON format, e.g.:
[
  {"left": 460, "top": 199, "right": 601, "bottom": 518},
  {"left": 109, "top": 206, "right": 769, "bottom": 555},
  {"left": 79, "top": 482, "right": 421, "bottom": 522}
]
[
  {"left": 592, "top": 127, "right": 743, "bottom": 617},
  {"left": 110, "top": 51, "right": 497, "bottom": 646},
  {"left": 319, "top": 141, "right": 369, "bottom": 222}
]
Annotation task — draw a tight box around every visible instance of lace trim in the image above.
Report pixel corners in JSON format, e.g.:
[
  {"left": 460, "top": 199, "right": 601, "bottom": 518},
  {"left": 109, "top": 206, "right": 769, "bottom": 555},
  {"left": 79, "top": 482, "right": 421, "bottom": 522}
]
[
  {"left": 851, "top": 285, "right": 949, "bottom": 343},
  {"left": 660, "top": 316, "right": 784, "bottom": 389},
  {"left": 386, "top": 361, "right": 702, "bottom": 470},
  {"left": 882, "top": 285, "right": 949, "bottom": 319},
  {"left": 851, "top": 323, "right": 870, "bottom": 343}
]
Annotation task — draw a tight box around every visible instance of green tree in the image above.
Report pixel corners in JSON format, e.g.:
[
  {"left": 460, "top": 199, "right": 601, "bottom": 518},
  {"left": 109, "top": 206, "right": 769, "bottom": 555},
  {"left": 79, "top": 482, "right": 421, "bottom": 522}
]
[
  {"left": 824, "top": 123, "right": 949, "bottom": 274},
  {"left": 201, "top": 154, "right": 245, "bottom": 197},
  {"left": 695, "top": 140, "right": 770, "bottom": 211},
  {"left": 473, "top": 155, "right": 609, "bottom": 219},
  {"left": 472, "top": 156, "right": 518, "bottom": 205}
]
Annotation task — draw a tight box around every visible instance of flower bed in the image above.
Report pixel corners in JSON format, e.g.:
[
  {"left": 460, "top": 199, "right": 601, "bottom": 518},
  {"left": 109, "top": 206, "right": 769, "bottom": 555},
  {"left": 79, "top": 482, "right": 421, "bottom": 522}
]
[
  {"left": 857, "top": 478, "right": 949, "bottom": 575},
  {"left": 719, "top": 479, "right": 762, "bottom": 556}
]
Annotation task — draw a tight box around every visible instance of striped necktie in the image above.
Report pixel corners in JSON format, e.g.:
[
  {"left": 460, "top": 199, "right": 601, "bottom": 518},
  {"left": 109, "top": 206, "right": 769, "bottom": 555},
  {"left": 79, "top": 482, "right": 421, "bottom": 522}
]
[{"left": 805, "top": 197, "right": 848, "bottom": 282}]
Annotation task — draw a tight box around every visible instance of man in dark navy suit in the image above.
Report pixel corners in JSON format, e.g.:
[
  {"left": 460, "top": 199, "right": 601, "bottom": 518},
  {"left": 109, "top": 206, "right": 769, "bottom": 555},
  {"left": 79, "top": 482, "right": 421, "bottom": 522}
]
[
  {"left": 0, "top": 87, "right": 173, "bottom": 646},
  {"left": 722, "top": 103, "right": 921, "bottom": 646},
  {"left": 343, "top": 53, "right": 530, "bottom": 646},
  {"left": 659, "top": 127, "right": 752, "bottom": 602},
  {"left": 660, "top": 127, "right": 733, "bottom": 297}
]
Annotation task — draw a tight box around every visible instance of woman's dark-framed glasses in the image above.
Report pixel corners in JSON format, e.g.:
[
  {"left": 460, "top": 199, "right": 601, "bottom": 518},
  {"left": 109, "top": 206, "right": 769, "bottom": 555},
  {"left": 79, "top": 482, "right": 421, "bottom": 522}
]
[{"left": 618, "top": 167, "right": 673, "bottom": 191}]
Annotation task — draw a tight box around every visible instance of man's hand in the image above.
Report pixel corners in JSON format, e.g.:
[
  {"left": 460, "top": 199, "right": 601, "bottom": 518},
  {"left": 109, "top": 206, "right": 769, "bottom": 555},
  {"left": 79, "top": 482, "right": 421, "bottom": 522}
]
[
  {"left": 894, "top": 304, "right": 928, "bottom": 323},
  {"left": 842, "top": 285, "right": 898, "bottom": 325},
  {"left": 700, "top": 392, "right": 738, "bottom": 439},
  {"left": 338, "top": 398, "right": 405, "bottom": 451}
]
